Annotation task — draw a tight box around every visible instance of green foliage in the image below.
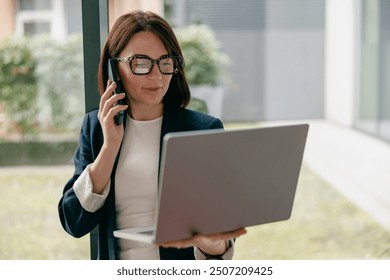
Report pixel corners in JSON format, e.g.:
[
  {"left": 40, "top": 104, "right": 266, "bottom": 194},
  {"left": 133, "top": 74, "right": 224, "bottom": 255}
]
[
  {"left": 0, "top": 141, "right": 77, "bottom": 166},
  {"left": 0, "top": 35, "right": 84, "bottom": 139},
  {"left": 33, "top": 36, "right": 84, "bottom": 129},
  {"left": 0, "top": 38, "right": 39, "bottom": 135},
  {"left": 187, "top": 97, "right": 209, "bottom": 114},
  {"left": 175, "top": 24, "right": 229, "bottom": 86},
  {"left": 30, "top": 35, "right": 84, "bottom": 131}
]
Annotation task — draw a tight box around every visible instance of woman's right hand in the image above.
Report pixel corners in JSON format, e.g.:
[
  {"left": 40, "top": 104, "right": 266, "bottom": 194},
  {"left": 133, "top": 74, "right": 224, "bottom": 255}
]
[
  {"left": 89, "top": 80, "right": 128, "bottom": 194},
  {"left": 98, "top": 80, "right": 128, "bottom": 150}
]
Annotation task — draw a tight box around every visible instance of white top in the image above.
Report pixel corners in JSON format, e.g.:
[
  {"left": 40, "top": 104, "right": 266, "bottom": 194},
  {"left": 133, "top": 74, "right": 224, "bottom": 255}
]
[{"left": 114, "top": 115, "right": 162, "bottom": 260}]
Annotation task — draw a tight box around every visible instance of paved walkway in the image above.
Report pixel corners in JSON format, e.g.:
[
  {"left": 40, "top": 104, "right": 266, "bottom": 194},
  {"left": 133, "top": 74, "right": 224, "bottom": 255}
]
[
  {"left": 303, "top": 120, "right": 390, "bottom": 232},
  {"left": 237, "top": 119, "right": 390, "bottom": 231}
]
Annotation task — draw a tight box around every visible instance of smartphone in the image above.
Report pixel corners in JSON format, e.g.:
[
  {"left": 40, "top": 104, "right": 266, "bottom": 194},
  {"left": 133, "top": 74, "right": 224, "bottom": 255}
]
[{"left": 108, "top": 58, "right": 126, "bottom": 125}]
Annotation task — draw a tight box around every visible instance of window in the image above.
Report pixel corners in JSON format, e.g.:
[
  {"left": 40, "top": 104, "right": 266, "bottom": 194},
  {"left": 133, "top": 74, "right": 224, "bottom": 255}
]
[
  {"left": 15, "top": 0, "right": 65, "bottom": 40},
  {"left": 167, "top": 0, "right": 325, "bottom": 121},
  {"left": 23, "top": 22, "right": 50, "bottom": 36},
  {"left": 356, "top": 0, "right": 390, "bottom": 142},
  {"left": 19, "top": 0, "right": 52, "bottom": 10}
]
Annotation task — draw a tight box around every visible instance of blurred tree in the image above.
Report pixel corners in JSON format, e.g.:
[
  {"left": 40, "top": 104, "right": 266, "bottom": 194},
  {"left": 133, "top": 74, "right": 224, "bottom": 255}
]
[
  {"left": 175, "top": 24, "right": 229, "bottom": 116},
  {"left": 175, "top": 24, "right": 229, "bottom": 86},
  {"left": 0, "top": 35, "right": 84, "bottom": 140},
  {"left": 0, "top": 38, "right": 38, "bottom": 137},
  {"left": 30, "top": 35, "right": 84, "bottom": 132}
]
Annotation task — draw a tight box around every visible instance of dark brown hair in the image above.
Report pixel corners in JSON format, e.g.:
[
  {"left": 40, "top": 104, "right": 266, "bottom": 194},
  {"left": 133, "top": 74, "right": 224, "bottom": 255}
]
[{"left": 97, "top": 10, "right": 190, "bottom": 109}]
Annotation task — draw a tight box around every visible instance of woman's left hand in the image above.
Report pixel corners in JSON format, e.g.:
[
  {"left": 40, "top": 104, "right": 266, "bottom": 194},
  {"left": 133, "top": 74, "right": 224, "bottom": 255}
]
[{"left": 159, "top": 228, "right": 247, "bottom": 256}]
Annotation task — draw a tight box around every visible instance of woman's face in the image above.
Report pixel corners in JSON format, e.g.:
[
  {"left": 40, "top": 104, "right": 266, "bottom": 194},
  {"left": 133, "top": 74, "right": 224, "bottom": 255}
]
[{"left": 117, "top": 31, "right": 173, "bottom": 115}]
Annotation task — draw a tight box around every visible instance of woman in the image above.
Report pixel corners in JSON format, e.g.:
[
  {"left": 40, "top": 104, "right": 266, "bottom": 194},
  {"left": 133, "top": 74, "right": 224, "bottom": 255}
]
[{"left": 58, "top": 10, "right": 245, "bottom": 260}]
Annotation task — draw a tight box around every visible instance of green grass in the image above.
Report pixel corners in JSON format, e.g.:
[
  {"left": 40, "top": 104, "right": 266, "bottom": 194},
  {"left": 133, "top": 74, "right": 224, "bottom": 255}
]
[
  {"left": 0, "top": 165, "right": 389, "bottom": 260},
  {"left": 0, "top": 167, "right": 89, "bottom": 259},
  {"left": 234, "top": 166, "right": 390, "bottom": 259}
]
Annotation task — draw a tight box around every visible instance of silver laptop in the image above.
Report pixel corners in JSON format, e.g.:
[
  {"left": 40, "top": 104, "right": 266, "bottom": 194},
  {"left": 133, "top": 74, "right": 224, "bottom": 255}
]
[{"left": 113, "top": 124, "right": 309, "bottom": 244}]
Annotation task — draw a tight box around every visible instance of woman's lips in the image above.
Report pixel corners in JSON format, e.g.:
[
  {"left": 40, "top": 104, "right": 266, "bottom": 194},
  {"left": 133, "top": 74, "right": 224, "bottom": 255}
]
[{"left": 143, "top": 86, "right": 162, "bottom": 91}]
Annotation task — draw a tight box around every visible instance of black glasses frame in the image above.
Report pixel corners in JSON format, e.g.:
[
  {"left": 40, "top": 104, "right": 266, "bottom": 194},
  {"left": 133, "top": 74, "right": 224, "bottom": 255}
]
[{"left": 115, "top": 54, "right": 181, "bottom": 75}]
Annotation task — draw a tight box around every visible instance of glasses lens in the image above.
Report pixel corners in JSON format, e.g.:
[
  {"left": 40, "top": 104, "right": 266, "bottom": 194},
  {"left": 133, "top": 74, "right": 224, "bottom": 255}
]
[
  {"left": 131, "top": 58, "right": 151, "bottom": 74},
  {"left": 158, "top": 57, "right": 175, "bottom": 74},
  {"left": 129, "top": 56, "right": 177, "bottom": 75}
]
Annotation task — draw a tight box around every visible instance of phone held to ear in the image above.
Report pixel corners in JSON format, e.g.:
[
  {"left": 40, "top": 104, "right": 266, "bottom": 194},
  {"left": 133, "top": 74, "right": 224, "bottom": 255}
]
[{"left": 108, "top": 58, "right": 126, "bottom": 125}]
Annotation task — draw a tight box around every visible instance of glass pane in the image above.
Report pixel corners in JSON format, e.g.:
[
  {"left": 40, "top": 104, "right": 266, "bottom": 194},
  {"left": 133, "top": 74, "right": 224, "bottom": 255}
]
[
  {"left": 19, "top": 0, "right": 52, "bottom": 11},
  {"left": 0, "top": 0, "right": 88, "bottom": 259},
  {"left": 23, "top": 22, "right": 50, "bottom": 36},
  {"left": 167, "top": 0, "right": 325, "bottom": 120},
  {"left": 356, "top": 0, "right": 380, "bottom": 133},
  {"left": 378, "top": 0, "right": 390, "bottom": 141},
  {"left": 357, "top": 0, "right": 390, "bottom": 142}
]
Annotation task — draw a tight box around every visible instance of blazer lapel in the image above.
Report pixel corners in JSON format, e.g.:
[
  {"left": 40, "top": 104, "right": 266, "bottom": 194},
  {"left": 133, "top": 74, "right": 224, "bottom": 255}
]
[{"left": 159, "top": 109, "right": 185, "bottom": 154}]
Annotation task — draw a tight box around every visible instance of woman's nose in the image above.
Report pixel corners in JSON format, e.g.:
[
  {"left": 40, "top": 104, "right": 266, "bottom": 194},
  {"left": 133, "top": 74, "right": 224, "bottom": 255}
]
[{"left": 147, "top": 63, "right": 162, "bottom": 80}]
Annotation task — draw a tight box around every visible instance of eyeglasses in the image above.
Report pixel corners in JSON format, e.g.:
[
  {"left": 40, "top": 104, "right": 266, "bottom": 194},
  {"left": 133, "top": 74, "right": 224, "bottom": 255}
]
[{"left": 115, "top": 54, "right": 181, "bottom": 75}]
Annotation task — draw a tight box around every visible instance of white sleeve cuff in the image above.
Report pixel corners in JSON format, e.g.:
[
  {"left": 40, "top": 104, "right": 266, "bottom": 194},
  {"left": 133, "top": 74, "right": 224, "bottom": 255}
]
[
  {"left": 194, "top": 239, "right": 235, "bottom": 260},
  {"left": 73, "top": 164, "right": 111, "bottom": 213}
]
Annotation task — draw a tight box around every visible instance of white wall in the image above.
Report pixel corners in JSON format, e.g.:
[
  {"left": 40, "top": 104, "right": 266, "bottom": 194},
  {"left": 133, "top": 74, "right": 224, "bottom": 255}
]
[
  {"left": 109, "top": 0, "right": 163, "bottom": 28},
  {"left": 325, "top": 0, "right": 358, "bottom": 126}
]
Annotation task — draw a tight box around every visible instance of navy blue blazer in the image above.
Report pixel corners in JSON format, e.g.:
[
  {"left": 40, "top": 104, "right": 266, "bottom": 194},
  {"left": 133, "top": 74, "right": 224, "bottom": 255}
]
[{"left": 58, "top": 107, "right": 223, "bottom": 260}]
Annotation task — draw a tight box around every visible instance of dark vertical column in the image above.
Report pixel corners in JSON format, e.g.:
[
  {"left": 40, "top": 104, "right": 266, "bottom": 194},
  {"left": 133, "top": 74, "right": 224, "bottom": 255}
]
[
  {"left": 82, "top": 0, "right": 108, "bottom": 113},
  {"left": 81, "top": 0, "right": 108, "bottom": 259}
]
